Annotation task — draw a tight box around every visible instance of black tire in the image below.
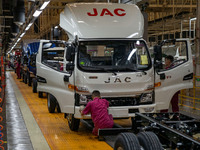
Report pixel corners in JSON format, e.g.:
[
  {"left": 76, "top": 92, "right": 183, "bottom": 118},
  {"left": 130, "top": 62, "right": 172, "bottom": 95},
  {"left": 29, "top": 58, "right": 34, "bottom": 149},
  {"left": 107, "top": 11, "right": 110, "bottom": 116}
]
[
  {"left": 67, "top": 114, "right": 80, "bottom": 131},
  {"left": 47, "top": 94, "right": 56, "bottom": 113},
  {"left": 38, "top": 92, "right": 43, "bottom": 98},
  {"left": 22, "top": 74, "right": 25, "bottom": 82},
  {"left": 27, "top": 72, "right": 31, "bottom": 86},
  {"left": 32, "top": 78, "right": 37, "bottom": 93},
  {"left": 57, "top": 103, "right": 61, "bottom": 113},
  {"left": 28, "top": 77, "right": 32, "bottom": 86},
  {"left": 114, "top": 132, "right": 141, "bottom": 150},
  {"left": 137, "top": 132, "right": 163, "bottom": 150},
  {"left": 24, "top": 75, "right": 27, "bottom": 84}
]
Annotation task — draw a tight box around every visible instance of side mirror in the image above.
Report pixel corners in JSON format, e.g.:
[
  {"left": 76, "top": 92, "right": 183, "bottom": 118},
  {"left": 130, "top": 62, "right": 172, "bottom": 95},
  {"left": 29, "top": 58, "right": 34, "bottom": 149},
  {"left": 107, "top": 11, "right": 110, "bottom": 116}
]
[
  {"left": 153, "top": 45, "right": 163, "bottom": 70},
  {"left": 160, "top": 73, "right": 165, "bottom": 80},
  {"left": 153, "top": 45, "right": 162, "bottom": 62},
  {"left": 66, "top": 45, "right": 75, "bottom": 62},
  {"left": 66, "top": 63, "right": 74, "bottom": 71}
]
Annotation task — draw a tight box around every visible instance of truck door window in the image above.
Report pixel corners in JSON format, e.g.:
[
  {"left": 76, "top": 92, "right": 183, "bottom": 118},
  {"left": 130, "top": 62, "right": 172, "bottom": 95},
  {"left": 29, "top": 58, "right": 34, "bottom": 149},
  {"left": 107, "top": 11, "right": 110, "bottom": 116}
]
[
  {"left": 42, "top": 45, "right": 65, "bottom": 72},
  {"left": 161, "top": 41, "right": 188, "bottom": 70},
  {"left": 78, "top": 40, "right": 152, "bottom": 72}
]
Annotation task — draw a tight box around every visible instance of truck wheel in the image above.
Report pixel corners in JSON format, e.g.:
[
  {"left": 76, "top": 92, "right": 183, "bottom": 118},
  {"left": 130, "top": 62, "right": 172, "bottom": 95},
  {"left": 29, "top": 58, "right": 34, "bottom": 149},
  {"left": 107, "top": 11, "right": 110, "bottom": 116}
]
[
  {"left": 28, "top": 77, "right": 32, "bottom": 86},
  {"left": 47, "top": 94, "right": 56, "bottom": 113},
  {"left": 22, "top": 74, "right": 25, "bottom": 82},
  {"left": 67, "top": 114, "right": 80, "bottom": 131},
  {"left": 32, "top": 78, "right": 37, "bottom": 93},
  {"left": 24, "top": 75, "right": 27, "bottom": 84},
  {"left": 57, "top": 103, "right": 61, "bottom": 113},
  {"left": 137, "top": 132, "right": 163, "bottom": 150},
  {"left": 38, "top": 92, "right": 43, "bottom": 98},
  {"left": 114, "top": 132, "right": 141, "bottom": 150}
]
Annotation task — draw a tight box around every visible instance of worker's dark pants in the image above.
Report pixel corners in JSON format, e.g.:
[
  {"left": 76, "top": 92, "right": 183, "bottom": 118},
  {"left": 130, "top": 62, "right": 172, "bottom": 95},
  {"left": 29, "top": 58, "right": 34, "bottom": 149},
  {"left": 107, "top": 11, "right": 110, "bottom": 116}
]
[{"left": 160, "top": 91, "right": 180, "bottom": 113}]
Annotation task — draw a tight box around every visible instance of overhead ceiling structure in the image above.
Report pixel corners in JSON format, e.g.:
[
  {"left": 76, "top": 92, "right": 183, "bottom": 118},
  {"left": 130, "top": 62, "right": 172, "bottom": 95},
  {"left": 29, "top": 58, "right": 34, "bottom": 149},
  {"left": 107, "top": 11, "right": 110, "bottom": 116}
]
[
  {"left": 0, "top": 0, "right": 14, "bottom": 54},
  {"left": 0, "top": 0, "right": 198, "bottom": 55},
  {"left": 147, "top": 0, "right": 196, "bottom": 44}
]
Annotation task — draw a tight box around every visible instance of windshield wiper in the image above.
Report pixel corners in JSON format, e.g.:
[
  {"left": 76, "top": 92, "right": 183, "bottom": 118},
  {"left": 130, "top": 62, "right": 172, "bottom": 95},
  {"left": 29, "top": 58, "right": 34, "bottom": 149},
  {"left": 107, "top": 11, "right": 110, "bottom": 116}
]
[
  {"left": 81, "top": 66, "right": 117, "bottom": 75},
  {"left": 118, "top": 67, "right": 147, "bottom": 75}
]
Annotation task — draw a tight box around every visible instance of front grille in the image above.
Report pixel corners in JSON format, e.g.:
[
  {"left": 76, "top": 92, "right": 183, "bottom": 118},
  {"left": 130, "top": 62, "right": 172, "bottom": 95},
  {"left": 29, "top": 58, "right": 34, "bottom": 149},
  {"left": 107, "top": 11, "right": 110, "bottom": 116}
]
[
  {"left": 106, "top": 97, "right": 140, "bottom": 106},
  {"left": 129, "top": 109, "right": 139, "bottom": 113}
]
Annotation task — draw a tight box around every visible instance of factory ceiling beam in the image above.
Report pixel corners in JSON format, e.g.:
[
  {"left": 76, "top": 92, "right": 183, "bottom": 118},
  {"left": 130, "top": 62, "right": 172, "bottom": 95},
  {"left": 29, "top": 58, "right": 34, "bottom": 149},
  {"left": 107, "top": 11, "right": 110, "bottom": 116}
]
[
  {"left": 149, "top": 4, "right": 196, "bottom": 9},
  {"left": 0, "top": 16, "right": 14, "bottom": 19}
]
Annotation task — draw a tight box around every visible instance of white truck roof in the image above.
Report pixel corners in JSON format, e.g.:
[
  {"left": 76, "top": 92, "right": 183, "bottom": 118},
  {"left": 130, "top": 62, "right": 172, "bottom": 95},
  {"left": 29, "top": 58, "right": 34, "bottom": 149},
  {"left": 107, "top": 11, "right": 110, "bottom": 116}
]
[
  {"left": 44, "top": 47, "right": 65, "bottom": 51},
  {"left": 60, "top": 3, "right": 144, "bottom": 40}
]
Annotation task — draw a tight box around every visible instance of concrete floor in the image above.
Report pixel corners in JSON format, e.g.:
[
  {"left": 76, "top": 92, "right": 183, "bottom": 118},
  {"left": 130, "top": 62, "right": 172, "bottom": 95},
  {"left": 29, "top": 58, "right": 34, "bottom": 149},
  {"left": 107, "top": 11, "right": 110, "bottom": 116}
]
[{"left": 6, "top": 72, "right": 50, "bottom": 150}]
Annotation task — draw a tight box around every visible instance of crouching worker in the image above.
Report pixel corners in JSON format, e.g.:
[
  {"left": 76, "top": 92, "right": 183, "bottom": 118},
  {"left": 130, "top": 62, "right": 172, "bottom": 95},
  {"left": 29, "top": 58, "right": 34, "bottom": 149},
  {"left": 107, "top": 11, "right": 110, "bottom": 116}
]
[{"left": 80, "top": 90, "right": 114, "bottom": 136}]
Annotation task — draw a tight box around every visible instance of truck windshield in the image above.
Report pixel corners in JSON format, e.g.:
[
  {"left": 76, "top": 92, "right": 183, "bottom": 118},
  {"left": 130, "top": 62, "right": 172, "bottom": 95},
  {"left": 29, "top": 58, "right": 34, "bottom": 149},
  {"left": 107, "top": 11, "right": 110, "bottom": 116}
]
[{"left": 77, "top": 40, "right": 151, "bottom": 72}]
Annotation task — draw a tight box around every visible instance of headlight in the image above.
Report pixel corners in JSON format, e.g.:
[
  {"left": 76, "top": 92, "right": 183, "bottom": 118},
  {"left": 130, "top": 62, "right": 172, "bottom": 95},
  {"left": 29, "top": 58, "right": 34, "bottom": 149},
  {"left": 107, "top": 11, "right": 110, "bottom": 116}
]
[
  {"left": 79, "top": 94, "right": 88, "bottom": 105},
  {"left": 77, "top": 86, "right": 89, "bottom": 93},
  {"left": 140, "top": 92, "right": 153, "bottom": 104},
  {"left": 68, "top": 84, "right": 89, "bottom": 93}
]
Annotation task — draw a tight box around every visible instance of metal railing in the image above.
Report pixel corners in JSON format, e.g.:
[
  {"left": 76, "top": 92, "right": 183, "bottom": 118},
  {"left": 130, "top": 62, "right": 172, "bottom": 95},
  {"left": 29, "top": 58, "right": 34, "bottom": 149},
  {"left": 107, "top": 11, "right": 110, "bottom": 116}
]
[{"left": 180, "top": 75, "right": 200, "bottom": 110}]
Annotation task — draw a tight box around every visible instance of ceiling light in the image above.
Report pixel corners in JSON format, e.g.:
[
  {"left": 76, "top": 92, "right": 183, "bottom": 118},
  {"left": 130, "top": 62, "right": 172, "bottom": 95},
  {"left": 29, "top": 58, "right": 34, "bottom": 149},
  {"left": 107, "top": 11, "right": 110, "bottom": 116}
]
[
  {"left": 28, "top": 22, "right": 33, "bottom": 27},
  {"left": 33, "top": 10, "right": 42, "bottom": 17},
  {"left": 25, "top": 23, "right": 33, "bottom": 31},
  {"left": 20, "top": 32, "right": 25, "bottom": 38},
  {"left": 40, "top": 1, "right": 50, "bottom": 10},
  {"left": 190, "top": 17, "right": 196, "bottom": 21},
  {"left": 17, "top": 38, "right": 21, "bottom": 42},
  {"left": 25, "top": 26, "right": 30, "bottom": 31}
]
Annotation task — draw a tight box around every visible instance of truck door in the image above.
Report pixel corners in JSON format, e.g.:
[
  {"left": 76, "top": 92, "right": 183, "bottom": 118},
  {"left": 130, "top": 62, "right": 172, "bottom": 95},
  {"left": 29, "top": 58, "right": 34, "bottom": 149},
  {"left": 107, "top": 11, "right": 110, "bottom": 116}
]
[
  {"left": 36, "top": 41, "right": 74, "bottom": 113},
  {"left": 154, "top": 39, "right": 193, "bottom": 111}
]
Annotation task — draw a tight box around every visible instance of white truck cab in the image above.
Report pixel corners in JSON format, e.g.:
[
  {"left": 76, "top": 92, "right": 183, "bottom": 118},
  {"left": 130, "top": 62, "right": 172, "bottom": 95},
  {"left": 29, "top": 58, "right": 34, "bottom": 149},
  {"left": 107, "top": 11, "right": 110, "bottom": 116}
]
[{"left": 36, "top": 3, "right": 193, "bottom": 131}]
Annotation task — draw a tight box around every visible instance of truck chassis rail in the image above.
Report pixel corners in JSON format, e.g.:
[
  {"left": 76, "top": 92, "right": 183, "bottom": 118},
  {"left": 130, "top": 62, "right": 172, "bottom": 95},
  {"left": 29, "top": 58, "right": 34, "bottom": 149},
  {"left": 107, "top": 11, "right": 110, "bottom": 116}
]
[{"left": 98, "top": 112, "right": 200, "bottom": 149}]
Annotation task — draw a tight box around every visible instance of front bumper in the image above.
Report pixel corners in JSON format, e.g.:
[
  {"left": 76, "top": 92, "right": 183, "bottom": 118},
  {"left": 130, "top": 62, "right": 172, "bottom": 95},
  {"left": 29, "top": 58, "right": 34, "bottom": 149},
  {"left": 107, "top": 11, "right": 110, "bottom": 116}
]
[{"left": 74, "top": 104, "right": 156, "bottom": 119}]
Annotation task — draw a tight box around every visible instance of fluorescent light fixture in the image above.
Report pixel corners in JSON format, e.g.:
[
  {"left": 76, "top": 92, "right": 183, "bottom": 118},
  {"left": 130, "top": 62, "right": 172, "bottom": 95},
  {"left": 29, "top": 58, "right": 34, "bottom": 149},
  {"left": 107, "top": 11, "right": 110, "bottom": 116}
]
[
  {"left": 40, "top": 1, "right": 50, "bottom": 10},
  {"left": 25, "top": 22, "right": 34, "bottom": 30},
  {"left": 33, "top": 10, "right": 42, "bottom": 17},
  {"left": 28, "top": 22, "right": 33, "bottom": 27},
  {"left": 25, "top": 26, "right": 30, "bottom": 31},
  {"left": 128, "top": 48, "right": 137, "bottom": 60},
  {"left": 190, "top": 17, "right": 196, "bottom": 21},
  {"left": 17, "top": 38, "right": 21, "bottom": 42},
  {"left": 20, "top": 32, "right": 25, "bottom": 38}
]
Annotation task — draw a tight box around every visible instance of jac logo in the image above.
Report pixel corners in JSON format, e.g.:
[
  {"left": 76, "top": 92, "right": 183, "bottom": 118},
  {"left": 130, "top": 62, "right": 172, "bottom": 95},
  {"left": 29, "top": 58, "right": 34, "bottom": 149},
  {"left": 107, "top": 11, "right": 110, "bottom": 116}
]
[
  {"left": 104, "top": 77, "right": 131, "bottom": 83},
  {"left": 87, "top": 8, "right": 126, "bottom": 16}
]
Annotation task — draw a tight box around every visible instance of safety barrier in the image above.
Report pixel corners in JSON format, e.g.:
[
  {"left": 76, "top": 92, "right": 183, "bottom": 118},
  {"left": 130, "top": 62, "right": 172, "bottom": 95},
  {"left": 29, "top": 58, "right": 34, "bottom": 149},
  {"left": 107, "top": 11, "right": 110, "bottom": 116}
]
[{"left": 180, "top": 75, "right": 200, "bottom": 111}]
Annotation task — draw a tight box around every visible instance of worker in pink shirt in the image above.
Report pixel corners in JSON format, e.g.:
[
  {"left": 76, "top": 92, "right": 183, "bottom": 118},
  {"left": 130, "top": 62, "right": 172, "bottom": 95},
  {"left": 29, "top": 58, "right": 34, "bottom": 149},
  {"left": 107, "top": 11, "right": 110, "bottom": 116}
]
[{"left": 80, "top": 90, "right": 114, "bottom": 136}]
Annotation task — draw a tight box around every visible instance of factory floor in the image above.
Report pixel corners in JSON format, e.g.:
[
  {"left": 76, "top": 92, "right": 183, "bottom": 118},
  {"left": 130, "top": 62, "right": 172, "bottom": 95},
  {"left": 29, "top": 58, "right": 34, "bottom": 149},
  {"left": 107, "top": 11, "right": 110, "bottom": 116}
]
[
  {"left": 5, "top": 71, "right": 200, "bottom": 150},
  {"left": 6, "top": 71, "right": 125, "bottom": 150}
]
